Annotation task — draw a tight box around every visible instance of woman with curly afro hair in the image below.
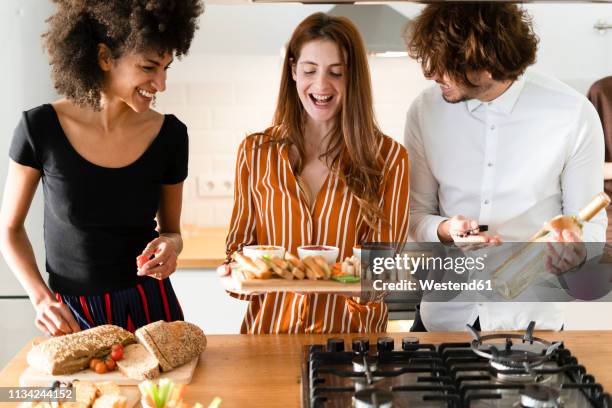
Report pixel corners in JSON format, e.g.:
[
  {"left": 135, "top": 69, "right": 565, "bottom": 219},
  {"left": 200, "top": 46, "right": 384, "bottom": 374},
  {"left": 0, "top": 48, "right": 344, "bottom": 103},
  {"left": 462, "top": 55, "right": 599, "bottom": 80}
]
[{"left": 0, "top": 0, "right": 203, "bottom": 336}]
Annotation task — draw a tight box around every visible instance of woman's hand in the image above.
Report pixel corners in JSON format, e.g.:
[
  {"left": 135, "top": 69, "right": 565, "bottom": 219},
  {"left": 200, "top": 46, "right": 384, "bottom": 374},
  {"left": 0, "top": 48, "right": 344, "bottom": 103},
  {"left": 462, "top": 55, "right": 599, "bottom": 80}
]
[
  {"left": 137, "top": 236, "right": 179, "bottom": 280},
  {"left": 34, "top": 297, "right": 80, "bottom": 336}
]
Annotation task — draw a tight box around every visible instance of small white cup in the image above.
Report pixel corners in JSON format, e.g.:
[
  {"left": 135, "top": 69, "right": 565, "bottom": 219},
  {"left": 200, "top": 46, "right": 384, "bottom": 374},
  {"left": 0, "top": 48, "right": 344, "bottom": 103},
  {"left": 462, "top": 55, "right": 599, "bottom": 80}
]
[
  {"left": 297, "top": 245, "right": 339, "bottom": 264},
  {"left": 242, "top": 245, "right": 285, "bottom": 260}
]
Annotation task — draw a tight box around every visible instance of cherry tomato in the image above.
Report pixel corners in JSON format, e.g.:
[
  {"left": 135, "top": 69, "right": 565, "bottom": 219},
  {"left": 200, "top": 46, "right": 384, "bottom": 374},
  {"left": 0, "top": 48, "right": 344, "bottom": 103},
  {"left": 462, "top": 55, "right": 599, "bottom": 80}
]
[
  {"left": 105, "top": 358, "right": 117, "bottom": 371},
  {"left": 90, "top": 358, "right": 102, "bottom": 370},
  {"left": 111, "top": 343, "right": 124, "bottom": 353},
  {"left": 137, "top": 255, "right": 150, "bottom": 270},
  {"left": 111, "top": 348, "right": 124, "bottom": 361},
  {"left": 94, "top": 362, "right": 108, "bottom": 374}
]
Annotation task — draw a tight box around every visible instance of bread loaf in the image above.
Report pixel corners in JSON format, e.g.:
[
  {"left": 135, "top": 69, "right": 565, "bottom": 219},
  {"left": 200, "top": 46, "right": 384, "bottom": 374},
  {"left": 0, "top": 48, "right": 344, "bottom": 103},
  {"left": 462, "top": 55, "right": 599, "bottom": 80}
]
[
  {"left": 115, "top": 343, "right": 160, "bottom": 380},
  {"left": 26, "top": 325, "right": 135, "bottom": 375},
  {"left": 135, "top": 321, "right": 206, "bottom": 372}
]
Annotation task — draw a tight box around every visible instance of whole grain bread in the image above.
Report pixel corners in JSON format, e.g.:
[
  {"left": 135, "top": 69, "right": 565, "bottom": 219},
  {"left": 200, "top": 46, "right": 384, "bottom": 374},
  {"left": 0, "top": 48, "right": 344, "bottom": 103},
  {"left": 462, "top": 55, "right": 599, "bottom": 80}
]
[
  {"left": 26, "top": 325, "right": 135, "bottom": 375},
  {"left": 115, "top": 343, "right": 160, "bottom": 380},
  {"left": 135, "top": 321, "right": 206, "bottom": 372}
]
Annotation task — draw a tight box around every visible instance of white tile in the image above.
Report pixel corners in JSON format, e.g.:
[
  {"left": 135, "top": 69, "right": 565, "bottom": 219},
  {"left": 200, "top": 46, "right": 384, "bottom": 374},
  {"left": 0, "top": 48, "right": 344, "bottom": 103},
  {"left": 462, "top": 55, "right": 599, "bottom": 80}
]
[
  {"left": 156, "top": 83, "right": 187, "bottom": 107},
  {"left": 185, "top": 82, "right": 235, "bottom": 106},
  {"left": 175, "top": 107, "right": 213, "bottom": 131},
  {"left": 213, "top": 200, "right": 235, "bottom": 227},
  {"left": 189, "top": 130, "right": 240, "bottom": 155},
  {"left": 233, "top": 80, "right": 279, "bottom": 107},
  {"left": 189, "top": 153, "right": 213, "bottom": 175},
  {"left": 212, "top": 107, "right": 274, "bottom": 132}
]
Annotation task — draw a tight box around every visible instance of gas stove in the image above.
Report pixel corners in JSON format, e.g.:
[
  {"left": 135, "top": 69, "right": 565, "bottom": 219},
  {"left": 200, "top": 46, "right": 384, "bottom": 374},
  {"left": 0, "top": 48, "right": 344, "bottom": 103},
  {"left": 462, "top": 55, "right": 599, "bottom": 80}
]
[{"left": 301, "top": 322, "right": 612, "bottom": 407}]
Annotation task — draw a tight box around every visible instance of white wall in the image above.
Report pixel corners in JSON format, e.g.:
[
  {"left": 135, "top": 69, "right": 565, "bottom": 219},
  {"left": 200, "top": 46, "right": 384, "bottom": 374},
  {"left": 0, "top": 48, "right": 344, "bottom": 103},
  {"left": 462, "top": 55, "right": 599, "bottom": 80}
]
[
  {"left": 0, "top": 0, "right": 57, "bottom": 367},
  {"left": 157, "top": 3, "right": 612, "bottom": 229}
]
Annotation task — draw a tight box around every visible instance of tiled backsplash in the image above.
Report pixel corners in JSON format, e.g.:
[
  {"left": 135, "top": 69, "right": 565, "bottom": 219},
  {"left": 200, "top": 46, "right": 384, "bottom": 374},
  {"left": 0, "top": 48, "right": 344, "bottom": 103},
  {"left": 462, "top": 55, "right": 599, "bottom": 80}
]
[{"left": 156, "top": 54, "right": 429, "bottom": 228}]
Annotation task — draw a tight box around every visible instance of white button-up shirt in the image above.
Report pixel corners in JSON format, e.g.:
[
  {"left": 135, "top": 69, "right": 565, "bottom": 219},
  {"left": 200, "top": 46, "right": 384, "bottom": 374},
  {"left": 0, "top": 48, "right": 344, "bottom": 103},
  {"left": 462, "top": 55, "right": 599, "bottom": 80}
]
[{"left": 404, "top": 70, "right": 606, "bottom": 331}]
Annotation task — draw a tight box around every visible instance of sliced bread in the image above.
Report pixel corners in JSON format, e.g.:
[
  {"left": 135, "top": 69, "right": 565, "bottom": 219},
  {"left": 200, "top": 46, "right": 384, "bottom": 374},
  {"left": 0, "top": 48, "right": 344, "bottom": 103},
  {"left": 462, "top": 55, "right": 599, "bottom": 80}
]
[
  {"left": 135, "top": 321, "right": 206, "bottom": 372},
  {"left": 115, "top": 343, "right": 160, "bottom": 380},
  {"left": 92, "top": 394, "right": 127, "bottom": 408}
]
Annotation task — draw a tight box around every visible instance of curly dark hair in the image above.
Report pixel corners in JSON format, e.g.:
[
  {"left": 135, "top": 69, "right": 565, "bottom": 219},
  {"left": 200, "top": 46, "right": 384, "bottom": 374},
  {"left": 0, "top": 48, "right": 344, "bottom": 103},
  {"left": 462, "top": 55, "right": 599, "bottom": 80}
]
[
  {"left": 406, "top": 3, "right": 538, "bottom": 87},
  {"left": 44, "top": 0, "right": 204, "bottom": 109}
]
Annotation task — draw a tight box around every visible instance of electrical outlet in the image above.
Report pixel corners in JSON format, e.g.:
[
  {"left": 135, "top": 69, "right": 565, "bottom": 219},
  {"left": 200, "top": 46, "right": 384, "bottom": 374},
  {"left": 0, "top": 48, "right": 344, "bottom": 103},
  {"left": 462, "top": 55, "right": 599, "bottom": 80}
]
[{"left": 196, "top": 174, "right": 234, "bottom": 198}]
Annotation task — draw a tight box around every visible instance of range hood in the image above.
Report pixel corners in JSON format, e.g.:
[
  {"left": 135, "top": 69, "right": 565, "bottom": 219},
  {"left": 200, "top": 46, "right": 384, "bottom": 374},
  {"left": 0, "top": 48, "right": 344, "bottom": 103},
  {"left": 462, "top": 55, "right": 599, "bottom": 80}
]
[{"left": 250, "top": 3, "right": 411, "bottom": 56}]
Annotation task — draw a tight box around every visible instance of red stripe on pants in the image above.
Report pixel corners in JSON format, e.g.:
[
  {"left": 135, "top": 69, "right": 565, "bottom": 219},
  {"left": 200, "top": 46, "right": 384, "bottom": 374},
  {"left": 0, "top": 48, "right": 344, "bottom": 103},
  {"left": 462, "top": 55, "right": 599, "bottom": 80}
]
[
  {"left": 104, "top": 293, "right": 112, "bottom": 325},
  {"left": 127, "top": 314, "right": 135, "bottom": 332},
  {"left": 158, "top": 280, "right": 172, "bottom": 322},
  {"left": 79, "top": 296, "right": 95, "bottom": 327},
  {"left": 136, "top": 284, "right": 151, "bottom": 323}
]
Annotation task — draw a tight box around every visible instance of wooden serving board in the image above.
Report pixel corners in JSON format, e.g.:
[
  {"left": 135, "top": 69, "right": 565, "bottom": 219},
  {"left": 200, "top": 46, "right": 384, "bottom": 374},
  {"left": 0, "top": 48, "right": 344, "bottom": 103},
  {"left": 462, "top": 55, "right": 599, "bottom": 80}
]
[
  {"left": 220, "top": 267, "right": 361, "bottom": 294},
  {"left": 19, "top": 386, "right": 140, "bottom": 408},
  {"left": 19, "top": 357, "right": 198, "bottom": 387}
]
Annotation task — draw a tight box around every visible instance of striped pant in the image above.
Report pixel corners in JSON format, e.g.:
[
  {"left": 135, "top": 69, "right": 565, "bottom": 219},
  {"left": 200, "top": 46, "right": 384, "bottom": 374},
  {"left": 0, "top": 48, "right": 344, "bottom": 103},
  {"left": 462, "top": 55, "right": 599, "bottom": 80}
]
[{"left": 55, "top": 278, "right": 184, "bottom": 332}]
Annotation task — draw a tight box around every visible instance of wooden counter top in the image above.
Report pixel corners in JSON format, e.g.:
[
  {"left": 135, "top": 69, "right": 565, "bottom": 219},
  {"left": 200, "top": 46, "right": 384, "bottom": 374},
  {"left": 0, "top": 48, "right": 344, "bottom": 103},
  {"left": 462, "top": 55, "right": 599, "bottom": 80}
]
[
  {"left": 2, "top": 331, "right": 612, "bottom": 407},
  {"left": 178, "top": 227, "right": 228, "bottom": 269}
]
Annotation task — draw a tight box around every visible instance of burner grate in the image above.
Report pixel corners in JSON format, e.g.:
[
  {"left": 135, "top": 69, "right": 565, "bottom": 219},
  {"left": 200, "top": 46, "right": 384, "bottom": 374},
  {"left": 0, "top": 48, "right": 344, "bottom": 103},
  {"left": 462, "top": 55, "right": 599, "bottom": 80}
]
[{"left": 301, "top": 324, "right": 612, "bottom": 408}]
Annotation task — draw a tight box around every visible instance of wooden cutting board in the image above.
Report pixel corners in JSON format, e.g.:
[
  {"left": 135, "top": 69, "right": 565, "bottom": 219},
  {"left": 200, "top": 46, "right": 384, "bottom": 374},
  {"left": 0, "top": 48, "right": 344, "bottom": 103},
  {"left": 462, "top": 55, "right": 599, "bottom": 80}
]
[
  {"left": 19, "top": 357, "right": 198, "bottom": 387},
  {"left": 220, "top": 269, "right": 361, "bottom": 294}
]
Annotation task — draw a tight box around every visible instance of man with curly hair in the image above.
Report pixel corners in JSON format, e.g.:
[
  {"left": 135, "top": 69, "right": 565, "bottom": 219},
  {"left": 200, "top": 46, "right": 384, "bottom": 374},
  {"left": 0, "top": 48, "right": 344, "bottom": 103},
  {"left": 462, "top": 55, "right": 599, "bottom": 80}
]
[
  {"left": 404, "top": 4, "right": 606, "bottom": 331},
  {"left": 0, "top": 0, "right": 203, "bottom": 336}
]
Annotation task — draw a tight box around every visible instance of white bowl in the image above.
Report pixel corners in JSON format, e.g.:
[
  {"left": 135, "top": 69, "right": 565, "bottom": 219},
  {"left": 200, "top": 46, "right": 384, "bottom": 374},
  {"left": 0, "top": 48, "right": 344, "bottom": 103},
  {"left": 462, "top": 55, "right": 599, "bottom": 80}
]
[
  {"left": 242, "top": 245, "right": 285, "bottom": 260},
  {"left": 297, "top": 245, "right": 339, "bottom": 265},
  {"left": 352, "top": 245, "right": 362, "bottom": 261}
]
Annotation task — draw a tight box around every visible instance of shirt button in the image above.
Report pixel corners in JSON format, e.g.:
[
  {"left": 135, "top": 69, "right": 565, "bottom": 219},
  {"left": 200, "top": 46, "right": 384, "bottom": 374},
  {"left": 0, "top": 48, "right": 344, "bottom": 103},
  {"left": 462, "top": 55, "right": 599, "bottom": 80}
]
[
  {"left": 484, "top": 199, "right": 490, "bottom": 205},
  {"left": 490, "top": 125, "right": 496, "bottom": 130},
  {"left": 487, "top": 162, "right": 493, "bottom": 167}
]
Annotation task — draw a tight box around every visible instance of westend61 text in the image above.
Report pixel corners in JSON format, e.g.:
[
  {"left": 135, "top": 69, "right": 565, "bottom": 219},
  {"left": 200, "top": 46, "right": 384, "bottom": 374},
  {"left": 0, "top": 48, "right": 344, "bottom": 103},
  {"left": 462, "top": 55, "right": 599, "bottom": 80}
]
[{"left": 372, "top": 279, "right": 493, "bottom": 292}]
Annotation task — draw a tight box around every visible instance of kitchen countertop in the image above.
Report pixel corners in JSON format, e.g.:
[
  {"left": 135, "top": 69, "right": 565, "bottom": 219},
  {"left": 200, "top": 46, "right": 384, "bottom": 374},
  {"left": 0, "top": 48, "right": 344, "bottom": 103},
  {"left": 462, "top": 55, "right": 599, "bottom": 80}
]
[
  {"left": 178, "top": 227, "right": 228, "bottom": 269},
  {"left": 2, "top": 331, "right": 612, "bottom": 407}
]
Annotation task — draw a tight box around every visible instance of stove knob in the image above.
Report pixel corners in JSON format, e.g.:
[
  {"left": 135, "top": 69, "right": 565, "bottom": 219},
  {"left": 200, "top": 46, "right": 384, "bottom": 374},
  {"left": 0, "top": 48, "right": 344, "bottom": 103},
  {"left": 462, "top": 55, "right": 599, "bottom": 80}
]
[
  {"left": 352, "top": 337, "right": 370, "bottom": 353},
  {"left": 377, "top": 337, "right": 394, "bottom": 352},
  {"left": 326, "top": 337, "right": 345, "bottom": 352},
  {"left": 402, "top": 336, "right": 420, "bottom": 350}
]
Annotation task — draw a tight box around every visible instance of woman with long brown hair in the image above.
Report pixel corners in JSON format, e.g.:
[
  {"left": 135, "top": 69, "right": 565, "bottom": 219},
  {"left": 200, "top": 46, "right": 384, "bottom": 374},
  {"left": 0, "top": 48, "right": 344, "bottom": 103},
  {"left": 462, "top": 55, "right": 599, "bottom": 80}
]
[{"left": 222, "top": 12, "right": 410, "bottom": 334}]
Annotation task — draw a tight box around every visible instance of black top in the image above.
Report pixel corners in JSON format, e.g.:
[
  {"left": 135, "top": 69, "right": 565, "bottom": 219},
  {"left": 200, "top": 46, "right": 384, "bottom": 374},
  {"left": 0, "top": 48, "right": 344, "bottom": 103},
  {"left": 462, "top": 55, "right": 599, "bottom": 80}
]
[{"left": 9, "top": 104, "right": 188, "bottom": 295}]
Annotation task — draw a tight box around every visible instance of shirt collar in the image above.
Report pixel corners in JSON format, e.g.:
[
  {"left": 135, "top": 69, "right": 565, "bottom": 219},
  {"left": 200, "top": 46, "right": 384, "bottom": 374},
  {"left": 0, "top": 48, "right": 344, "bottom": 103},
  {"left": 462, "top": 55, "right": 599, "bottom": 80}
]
[{"left": 465, "top": 74, "right": 526, "bottom": 114}]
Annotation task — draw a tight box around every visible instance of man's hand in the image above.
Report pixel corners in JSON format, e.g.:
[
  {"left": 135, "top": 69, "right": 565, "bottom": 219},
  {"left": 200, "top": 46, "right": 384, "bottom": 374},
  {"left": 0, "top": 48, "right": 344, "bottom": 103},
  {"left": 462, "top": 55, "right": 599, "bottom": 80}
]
[
  {"left": 438, "top": 215, "right": 501, "bottom": 250},
  {"left": 545, "top": 228, "right": 586, "bottom": 275}
]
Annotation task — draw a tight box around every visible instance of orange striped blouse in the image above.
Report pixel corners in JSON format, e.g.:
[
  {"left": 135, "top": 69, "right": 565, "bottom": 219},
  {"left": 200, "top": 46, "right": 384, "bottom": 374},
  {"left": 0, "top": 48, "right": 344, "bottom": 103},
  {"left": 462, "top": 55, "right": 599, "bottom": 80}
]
[{"left": 225, "top": 131, "right": 410, "bottom": 334}]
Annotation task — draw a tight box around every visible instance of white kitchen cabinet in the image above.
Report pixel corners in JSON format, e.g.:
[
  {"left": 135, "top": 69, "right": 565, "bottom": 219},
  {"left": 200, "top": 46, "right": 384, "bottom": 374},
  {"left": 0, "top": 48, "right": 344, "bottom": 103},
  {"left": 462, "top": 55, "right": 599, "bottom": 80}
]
[
  {"left": 171, "top": 269, "right": 248, "bottom": 334},
  {"left": 0, "top": 299, "right": 39, "bottom": 369}
]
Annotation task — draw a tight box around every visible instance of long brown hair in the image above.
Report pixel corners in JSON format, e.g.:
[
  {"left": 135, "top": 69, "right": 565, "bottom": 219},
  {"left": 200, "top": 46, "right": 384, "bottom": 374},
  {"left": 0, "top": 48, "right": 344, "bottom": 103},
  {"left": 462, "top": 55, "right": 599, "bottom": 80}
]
[
  {"left": 407, "top": 3, "right": 538, "bottom": 87},
  {"left": 271, "top": 12, "right": 384, "bottom": 229}
]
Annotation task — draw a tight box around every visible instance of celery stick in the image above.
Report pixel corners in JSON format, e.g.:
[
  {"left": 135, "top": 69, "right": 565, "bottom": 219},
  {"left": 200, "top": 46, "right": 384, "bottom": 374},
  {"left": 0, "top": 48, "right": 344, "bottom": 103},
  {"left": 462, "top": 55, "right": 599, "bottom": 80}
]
[{"left": 208, "top": 397, "right": 223, "bottom": 408}]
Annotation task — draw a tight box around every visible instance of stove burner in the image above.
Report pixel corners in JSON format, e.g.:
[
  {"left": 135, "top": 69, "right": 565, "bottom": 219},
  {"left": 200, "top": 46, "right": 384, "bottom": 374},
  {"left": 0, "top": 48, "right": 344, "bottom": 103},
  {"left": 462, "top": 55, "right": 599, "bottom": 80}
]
[
  {"left": 353, "top": 388, "right": 393, "bottom": 408},
  {"left": 520, "top": 384, "right": 562, "bottom": 408},
  {"left": 467, "top": 322, "right": 562, "bottom": 371},
  {"left": 352, "top": 355, "right": 378, "bottom": 373},
  {"left": 491, "top": 360, "right": 544, "bottom": 383}
]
